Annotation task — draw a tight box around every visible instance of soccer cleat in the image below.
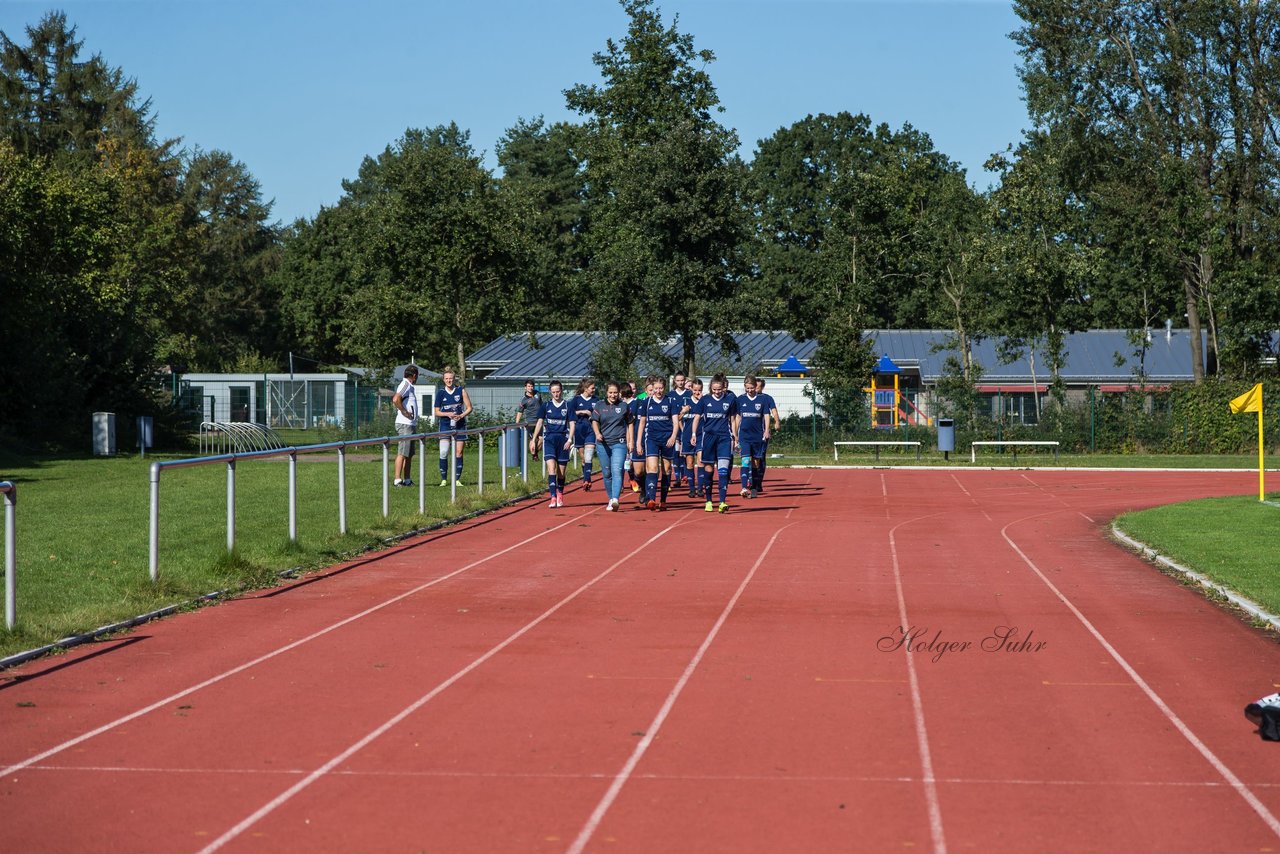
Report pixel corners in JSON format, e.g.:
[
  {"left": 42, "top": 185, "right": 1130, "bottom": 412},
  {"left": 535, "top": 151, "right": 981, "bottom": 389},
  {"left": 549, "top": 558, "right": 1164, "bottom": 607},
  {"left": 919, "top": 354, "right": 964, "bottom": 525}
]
[
  {"left": 687, "top": 489, "right": 697, "bottom": 498},
  {"left": 394, "top": 478, "right": 403, "bottom": 486},
  {"left": 549, "top": 497, "right": 557, "bottom": 509},
  {"left": 646, "top": 499, "right": 657, "bottom": 511},
  {"left": 404, "top": 479, "right": 414, "bottom": 487},
  {"left": 740, "top": 487, "right": 749, "bottom": 498},
  {"left": 718, "top": 502, "right": 729, "bottom": 514},
  {"left": 658, "top": 501, "right": 667, "bottom": 511},
  {"left": 555, "top": 495, "right": 564, "bottom": 508},
  {"left": 705, "top": 500, "right": 714, "bottom": 513},
  {"left": 749, "top": 488, "right": 757, "bottom": 499},
  {"left": 584, "top": 481, "right": 592, "bottom": 492},
  {"left": 455, "top": 479, "right": 464, "bottom": 487},
  {"left": 631, "top": 482, "right": 641, "bottom": 493},
  {"left": 439, "top": 479, "right": 448, "bottom": 487}
]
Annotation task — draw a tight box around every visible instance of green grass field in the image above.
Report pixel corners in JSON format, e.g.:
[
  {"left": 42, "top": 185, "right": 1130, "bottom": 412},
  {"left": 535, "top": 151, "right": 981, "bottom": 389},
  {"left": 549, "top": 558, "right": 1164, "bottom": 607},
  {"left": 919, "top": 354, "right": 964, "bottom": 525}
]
[{"left": 0, "top": 444, "right": 545, "bottom": 658}]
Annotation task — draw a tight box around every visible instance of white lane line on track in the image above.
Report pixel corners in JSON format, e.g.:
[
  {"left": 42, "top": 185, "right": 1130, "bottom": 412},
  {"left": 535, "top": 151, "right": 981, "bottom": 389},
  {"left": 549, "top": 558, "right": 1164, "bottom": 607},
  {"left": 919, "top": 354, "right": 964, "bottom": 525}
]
[
  {"left": 199, "top": 510, "right": 697, "bottom": 854},
  {"left": 949, "top": 472, "right": 992, "bottom": 521},
  {"left": 566, "top": 521, "right": 798, "bottom": 854},
  {"left": 0, "top": 505, "right": 602, "bottom": 781},
  {"left": 1002, "top": 519, "right": 1280, "bottom": 840},
  {"left": 888, "top": 515, "right": 948, "bottom": 854},
  {"left": 27, "top": 765, "right": 1280, "bottom": 788}
]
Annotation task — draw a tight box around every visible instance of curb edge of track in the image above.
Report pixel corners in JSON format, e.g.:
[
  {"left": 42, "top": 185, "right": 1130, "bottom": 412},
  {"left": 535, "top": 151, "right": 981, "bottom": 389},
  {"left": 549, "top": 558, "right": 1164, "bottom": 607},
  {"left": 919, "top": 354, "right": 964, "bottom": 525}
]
[{"left": 1110, "top": 524, "right": 1280, "bottom": 634}]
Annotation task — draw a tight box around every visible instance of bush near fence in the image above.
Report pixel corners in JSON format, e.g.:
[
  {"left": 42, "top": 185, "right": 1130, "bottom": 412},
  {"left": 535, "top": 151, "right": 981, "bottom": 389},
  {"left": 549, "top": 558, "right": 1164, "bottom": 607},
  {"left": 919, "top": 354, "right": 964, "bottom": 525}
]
[{"left": 772, "top": 380, "right": 1277, "bottom": 456}]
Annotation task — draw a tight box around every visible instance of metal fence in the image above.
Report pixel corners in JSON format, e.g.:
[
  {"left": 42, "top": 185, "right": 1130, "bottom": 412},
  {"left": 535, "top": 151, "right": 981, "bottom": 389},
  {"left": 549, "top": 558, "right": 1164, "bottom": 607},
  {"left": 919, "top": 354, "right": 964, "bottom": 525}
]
[{"left": 148, "top": 424, "right": 527, "bottom": 583}]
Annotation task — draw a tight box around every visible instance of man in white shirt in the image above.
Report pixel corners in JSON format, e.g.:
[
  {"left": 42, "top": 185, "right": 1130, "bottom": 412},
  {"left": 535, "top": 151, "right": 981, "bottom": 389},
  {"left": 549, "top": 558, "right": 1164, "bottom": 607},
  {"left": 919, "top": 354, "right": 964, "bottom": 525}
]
[{"left": 393, "top": 365, "right": 419, "bottom": 486}]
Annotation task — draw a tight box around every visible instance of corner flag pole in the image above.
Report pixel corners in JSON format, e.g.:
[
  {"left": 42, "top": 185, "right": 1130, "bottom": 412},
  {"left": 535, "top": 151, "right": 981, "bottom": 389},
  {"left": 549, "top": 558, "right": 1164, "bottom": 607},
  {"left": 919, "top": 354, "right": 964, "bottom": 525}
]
[
  {"left": 1259, "top": 399, "right": 1265, "bottom": 502},
  {"left": 1229, "top": 383, "right": 1265, "bottom": 502}
]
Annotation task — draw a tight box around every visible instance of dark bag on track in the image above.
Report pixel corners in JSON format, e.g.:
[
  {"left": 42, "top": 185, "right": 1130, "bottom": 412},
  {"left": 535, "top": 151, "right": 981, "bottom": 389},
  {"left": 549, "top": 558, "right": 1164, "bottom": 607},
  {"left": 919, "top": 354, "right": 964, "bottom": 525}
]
[{"left": 1244, "top": 692, "right": 1280, "bottom": 741}]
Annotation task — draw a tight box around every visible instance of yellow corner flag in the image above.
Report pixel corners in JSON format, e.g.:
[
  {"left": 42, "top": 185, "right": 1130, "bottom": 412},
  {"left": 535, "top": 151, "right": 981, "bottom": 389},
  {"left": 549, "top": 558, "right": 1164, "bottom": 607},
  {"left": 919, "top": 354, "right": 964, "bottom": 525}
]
[
  {"left": 1230, "top": 382, "right": 1263, "bottom": 414},
  {"left": 1228, "top": 383, "right": 1265, "bottom": 501}
]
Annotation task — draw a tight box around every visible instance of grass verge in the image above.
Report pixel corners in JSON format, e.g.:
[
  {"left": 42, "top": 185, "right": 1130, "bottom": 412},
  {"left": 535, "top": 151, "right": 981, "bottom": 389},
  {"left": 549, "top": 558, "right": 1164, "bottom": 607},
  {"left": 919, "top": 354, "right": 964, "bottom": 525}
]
[
  {"left": 0, "top": 448, "right": 546, "bottom": 659},
  {"left": 1115, "top": 495, "right": 1280, "bottom": 617}
]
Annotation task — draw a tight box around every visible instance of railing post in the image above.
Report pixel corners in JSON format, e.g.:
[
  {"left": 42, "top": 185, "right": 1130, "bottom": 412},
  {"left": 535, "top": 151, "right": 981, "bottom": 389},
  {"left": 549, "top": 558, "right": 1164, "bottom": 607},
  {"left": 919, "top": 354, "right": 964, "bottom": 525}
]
[
  {"left": 2, "top": 482, "right": 16, "bottom": 630},
  {"left": 418, "top": 437, "right": 425, "bottom": 514},
  {"left": 522, "top": 427, "right": 529, "bottom": 483},
  {"left": 149, "top": 463, "right": 160, "bottom": 583},
  {"left": 501, "top": 427, "right": 508, "bottom": 492},
  {"left": 450, "top": 435, "right": 458, "bottom": 504},
  {"left": 337, "top": 445, "right": 347, "bottom": 535},
  {"left": 227, "top": 458, "right": 236, "bottom": 553},
  {"left": 478, "top": 429, "right": 485, "bottom": 495},
  {"left": 381, "top": 441, "right": 390, "bottom": 518},
  {"left": 288, "top": 451, "right": 298, "bottom": 543}
]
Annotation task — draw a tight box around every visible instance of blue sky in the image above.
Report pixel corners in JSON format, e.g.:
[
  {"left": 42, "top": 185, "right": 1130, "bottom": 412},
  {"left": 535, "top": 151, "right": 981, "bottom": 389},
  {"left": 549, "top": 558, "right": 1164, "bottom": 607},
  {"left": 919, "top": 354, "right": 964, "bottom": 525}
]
[{"left": 3, "top": 0, "right": 1030, "bottom": 225}]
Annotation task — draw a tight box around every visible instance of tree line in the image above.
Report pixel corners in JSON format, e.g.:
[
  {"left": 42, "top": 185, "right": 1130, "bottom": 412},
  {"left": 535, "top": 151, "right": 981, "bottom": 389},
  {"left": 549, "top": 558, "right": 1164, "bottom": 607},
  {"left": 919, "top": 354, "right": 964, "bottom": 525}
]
[{"left": 3, "top": 1, "right": 1279, "bottom": 444}]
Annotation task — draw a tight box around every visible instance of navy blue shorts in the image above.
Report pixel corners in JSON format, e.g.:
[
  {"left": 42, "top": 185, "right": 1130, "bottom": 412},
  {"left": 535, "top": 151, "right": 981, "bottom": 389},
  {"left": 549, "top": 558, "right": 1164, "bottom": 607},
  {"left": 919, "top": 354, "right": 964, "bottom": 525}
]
[
  {"left": 573, "top": 430, "right": 596, "bottom": 449},
  {"left": 543, "top": 435, "right": 571, "bottom": 464},
  {"left": 644, "top": 435, "right": 677, "bottom": 460},
  {"left": 700, "top": 434, "right": 734, "bottom": 465},
  {"left": 739, "top": 439, "right": 765, "bottom": 460}
]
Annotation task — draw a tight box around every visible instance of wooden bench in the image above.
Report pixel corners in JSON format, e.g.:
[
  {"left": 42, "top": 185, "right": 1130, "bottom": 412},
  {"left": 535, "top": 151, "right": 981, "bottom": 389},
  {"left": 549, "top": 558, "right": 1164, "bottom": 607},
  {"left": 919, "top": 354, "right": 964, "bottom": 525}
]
[
  {"left": 970, "top": 440, "right": 1060, "bottom": 463},
  {"left": 834, "top": 441, "right": 922, "bottom": 462}
]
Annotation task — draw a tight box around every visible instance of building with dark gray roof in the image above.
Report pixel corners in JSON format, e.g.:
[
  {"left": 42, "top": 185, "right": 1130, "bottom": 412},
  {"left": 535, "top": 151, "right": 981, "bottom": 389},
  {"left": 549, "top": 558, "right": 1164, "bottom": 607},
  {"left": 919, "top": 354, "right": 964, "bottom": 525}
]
[{"left": 468, "top": 328, "right": 1208, "bottom": 425}]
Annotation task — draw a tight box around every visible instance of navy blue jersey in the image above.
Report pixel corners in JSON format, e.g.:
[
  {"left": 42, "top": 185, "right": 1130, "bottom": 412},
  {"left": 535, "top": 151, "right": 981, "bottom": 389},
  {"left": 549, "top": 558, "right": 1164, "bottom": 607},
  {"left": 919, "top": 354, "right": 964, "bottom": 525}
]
[
  {"left": 435, "top": 385, "right": 467, "bottom": 428},
  {"left": 736, "top": 393, "right": 769, "bottom": 442},
  {"left": 628, "top": 398, "right": 645, "bottom": 439},
  {"left": 640, "top": 394, "right": 683, "bottom": 441},
  {"left": 694, "top": 393, "right": 737, "bottom": 437},
  {"left": 541, "top": 398, "right": 572, "bottom": 438},
  {"left": 569, "top": 394, "right": 597, "bottom": 434},
  {"left": 758, "top": 393, "right": 777, "bottom": 421}
]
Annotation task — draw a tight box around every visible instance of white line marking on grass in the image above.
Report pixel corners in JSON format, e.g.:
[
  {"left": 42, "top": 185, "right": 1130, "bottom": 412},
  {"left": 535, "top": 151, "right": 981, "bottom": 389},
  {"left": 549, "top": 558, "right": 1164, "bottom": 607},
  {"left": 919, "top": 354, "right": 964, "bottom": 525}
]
[
  {"left": 1002, "top": 520, "right": 1280, "bottom": 840},
  {"left": 889, "top": 515, "right": 948, "bottom": 854},
  {"left": 0, "top": 506, "right": 602, "bottom": 781},
  {"left": 200, "top": 511, "right": 696, "bottom": 854},
  {"left": 566, "top": 522, "right": 797, "bottom": 854}
]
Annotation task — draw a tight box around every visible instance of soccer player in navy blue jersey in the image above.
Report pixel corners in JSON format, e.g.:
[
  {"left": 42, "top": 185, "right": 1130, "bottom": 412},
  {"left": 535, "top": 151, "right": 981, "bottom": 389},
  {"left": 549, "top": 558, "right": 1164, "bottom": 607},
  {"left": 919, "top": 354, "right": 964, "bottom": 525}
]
[
  {"left": 628, "top": 379, "right": 651, "bottom": 505},
  {"left": 735, "top": 374, "right": 772, "bottom": 498},
  {"left": 531, "top": 380, "right": 574, "bottom": 508},
  {"left": 569, "top": 378, "right": 598, "bottom": 491},
  {"left": 755, "top": 377, "right": 781, "bottom": 493},
  {"left": 690, "top": 373, "right": 738, "bottom": 513},
  {"left": 434, "top": 366, "right": 473, "bottom": 487},
  {"left": 636, "top": 376, "right": 688, "bottom": 510},
  {"left": 670, "top": 372, "right": 691, "bottom": 487},
  {"left": 681, "top": 378, "right": 703, "bottom": 497}
]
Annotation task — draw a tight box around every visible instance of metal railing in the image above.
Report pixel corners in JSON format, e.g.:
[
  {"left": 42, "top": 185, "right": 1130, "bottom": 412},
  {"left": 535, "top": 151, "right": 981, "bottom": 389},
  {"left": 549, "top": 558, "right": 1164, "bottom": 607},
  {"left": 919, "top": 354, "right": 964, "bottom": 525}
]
[
  {"left": 1, "top": 482, "right": 15, "bottom": 630},
  {"left": 149, "top": 424, "right": 528, "bottom": 583}
]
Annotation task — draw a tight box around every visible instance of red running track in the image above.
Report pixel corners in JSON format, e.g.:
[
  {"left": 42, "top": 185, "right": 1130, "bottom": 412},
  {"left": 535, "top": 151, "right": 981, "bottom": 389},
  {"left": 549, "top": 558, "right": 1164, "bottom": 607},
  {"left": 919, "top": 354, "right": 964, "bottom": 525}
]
[{"left": 1, "top": 469, "right": 1279, "bottom": 852}]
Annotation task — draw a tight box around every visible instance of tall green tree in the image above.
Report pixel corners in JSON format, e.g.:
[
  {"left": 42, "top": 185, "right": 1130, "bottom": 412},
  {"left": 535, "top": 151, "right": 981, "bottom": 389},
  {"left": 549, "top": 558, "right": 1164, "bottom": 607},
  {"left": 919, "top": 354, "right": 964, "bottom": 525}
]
[
  {"left": 1, "top": 12, "right": 166, "bottom": 163},
  {"left": 325, "top": 124, "right": 533, "bottom": 373},
  {"left": 1013, "top": 0, "right": 1280, "bottom": 379},
  {"left": 566, "top": 0, "right": 748, "bottom": 376},
  {"left": 179, "top": 148, "right": 282, "bottom": 370},
  {"left": 496, "top": 117, "right": 587, "bottom": 328}
]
